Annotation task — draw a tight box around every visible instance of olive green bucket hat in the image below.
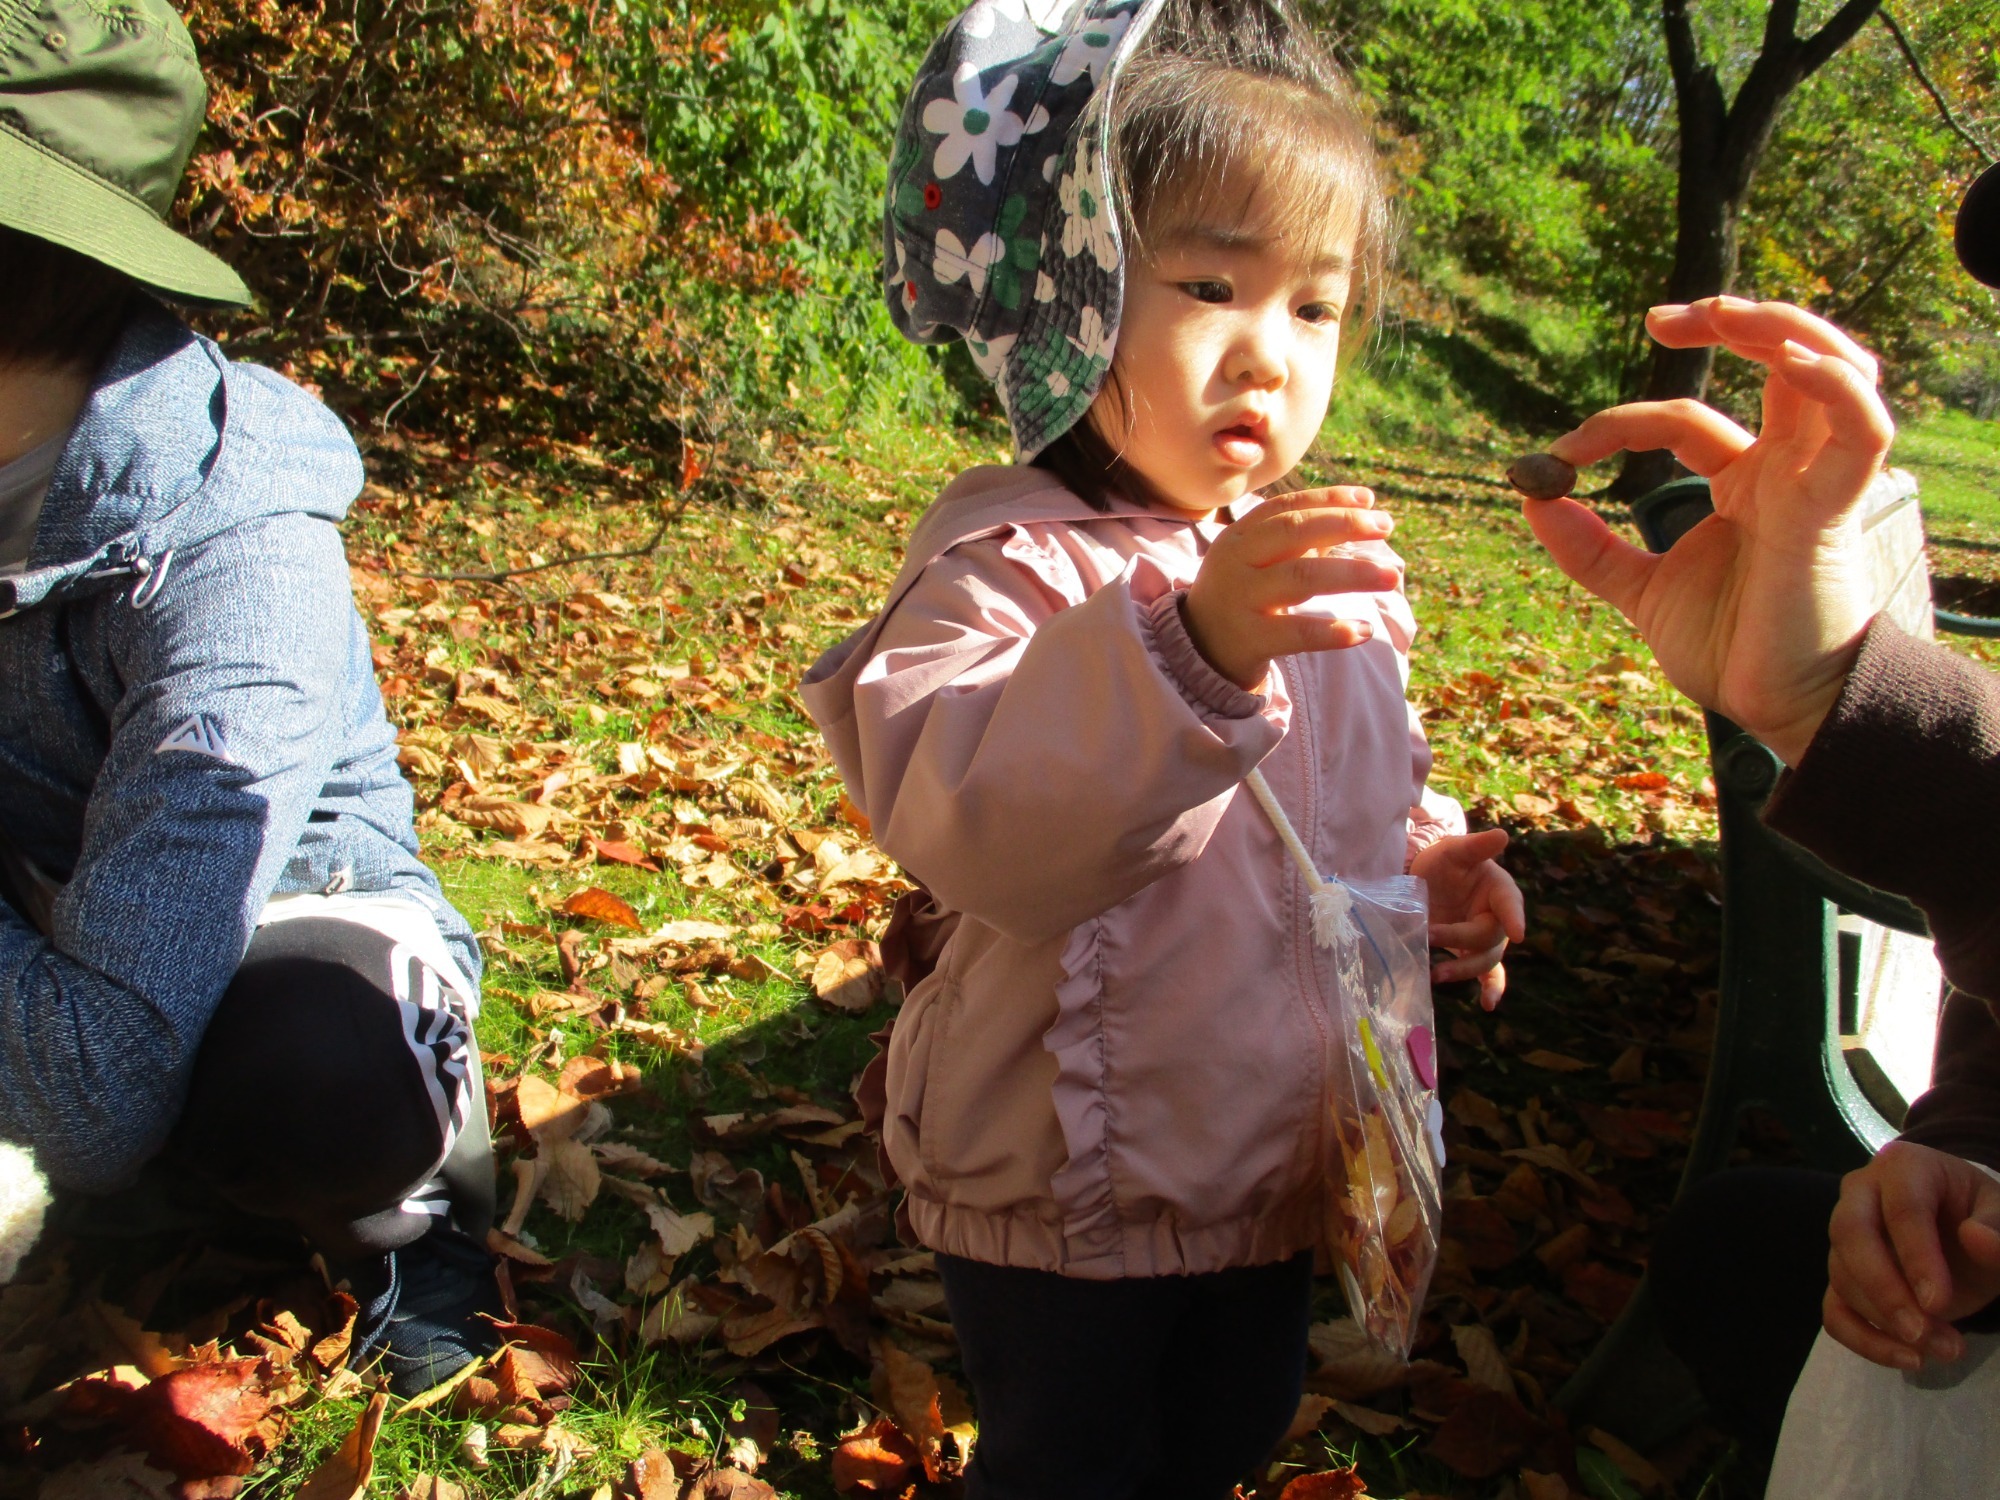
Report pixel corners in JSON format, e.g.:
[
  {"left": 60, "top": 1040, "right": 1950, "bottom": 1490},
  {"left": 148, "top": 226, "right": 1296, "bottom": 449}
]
[{"left": 0, "top": 0, "right": 250, "bottom": 305}]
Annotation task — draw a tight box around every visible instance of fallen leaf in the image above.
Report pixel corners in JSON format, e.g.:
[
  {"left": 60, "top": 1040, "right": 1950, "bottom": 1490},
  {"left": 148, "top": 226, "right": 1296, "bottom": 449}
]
[
  {"left": 37, "top": 1452, "right": 178, "bottom": 1499},
  {"left": 591, "top": 837, "right": 661, "bottom": 871},
  {"left": 620, "top": 1448, "right": 683, "bottom": 1499},
  {"left": 810, "top": 940, "right": 885, "bottom": 1012},
  {"left": 294, "top": 1391, "right": 387, "bottom": 1500},
  {"left": 646, "top": 1203, "right": 717, "bottom": 1258},
  {"left": 1429, "top": 1389, "right": 1546, "bottom": 1479},
  {"left": 1284, "top": 1393, "right": 1336, "bottom": 1443},
  {"left": 516, "top": 1075, "right": 590, "bottom": 1142},
  {"left": 1308, "top": 1318, "right": 1409, "bottom": 1398},
  {"left": 1521, "top": 1049, "right": 1591, "bottom": 1073},
  {"left": 1585, "top": 1426, "right": 1668, "bottom": 1494},
  {"left": 564, "top": 886, "right": 644, "bottom": 930},
  {"left": 1451, "top": 1324, "right": 1514, "bottom": 1395},
  {"left": 540, "top": 1137, "right": 602, "bottom": 1220},
  {"left": 831, "top": 1418, "right": 920, "bottom": 1493},
  {"left": 1332, "top": 1399, "right": 1409, "bottom": 1436},
  {"left": 1563, "top": 1260, "right": 1640, "bottom": 1323},
  {"left": 1521, "top": 1472, "right": 1573, "bottom": 1500},
  {"left": 1278, "top": 1470, "right": 1369, "bottom": 1499},
  {"left": 1444, "top": 1197, "right": 1520, "bottom": 1269}
]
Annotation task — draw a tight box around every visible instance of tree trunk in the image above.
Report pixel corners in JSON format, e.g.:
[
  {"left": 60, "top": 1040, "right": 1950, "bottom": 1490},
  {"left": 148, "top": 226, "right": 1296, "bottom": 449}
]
[{"left": 1610, "top": 0, "right": 1883, "bottom": 500}]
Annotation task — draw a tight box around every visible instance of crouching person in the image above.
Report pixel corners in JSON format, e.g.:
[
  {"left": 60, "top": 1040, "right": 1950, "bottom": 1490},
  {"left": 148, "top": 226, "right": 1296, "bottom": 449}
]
[{"left": 0, "top": 0, "right": 499, "bottom": 1393}]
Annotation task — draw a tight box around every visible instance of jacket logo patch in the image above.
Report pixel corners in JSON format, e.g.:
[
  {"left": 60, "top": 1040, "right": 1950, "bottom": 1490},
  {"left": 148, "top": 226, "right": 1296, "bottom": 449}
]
[{"left": 157, "top": 714, "right": 233, "bottom": 762}]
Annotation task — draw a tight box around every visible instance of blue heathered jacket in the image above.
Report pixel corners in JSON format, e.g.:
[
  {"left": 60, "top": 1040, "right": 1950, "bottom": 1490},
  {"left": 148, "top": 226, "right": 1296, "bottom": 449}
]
[{"left": 0, "top": 308, "right": 480, "bottom": 1193}]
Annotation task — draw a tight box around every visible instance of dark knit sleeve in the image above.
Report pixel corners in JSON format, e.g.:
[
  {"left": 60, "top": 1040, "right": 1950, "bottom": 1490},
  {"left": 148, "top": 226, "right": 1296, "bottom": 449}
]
[{"left": 1763, "top": 615, "right": 2000, "bottom": 1003}]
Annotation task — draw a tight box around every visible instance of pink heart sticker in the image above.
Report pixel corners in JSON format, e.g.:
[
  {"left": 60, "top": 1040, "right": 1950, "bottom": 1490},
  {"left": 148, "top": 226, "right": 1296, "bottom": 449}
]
[{"left": 1407, "top": 1025, "right": 1438, "bottom": 1091}]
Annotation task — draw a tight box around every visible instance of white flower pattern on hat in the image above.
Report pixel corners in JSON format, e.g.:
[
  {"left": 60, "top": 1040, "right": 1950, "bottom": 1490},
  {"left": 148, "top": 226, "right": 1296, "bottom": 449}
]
[
  {"left": 1050, "top": 11, "right": 1133, "bottom": 85},
  {"left": 1058, "top": 147, "right": 1119, "bottom": 271},
  {"left": 923, "top": 63, "right": 1028, "bottom": 185},
  {"left": 967, "top": 332, "right": 1018, "bottom": 395},
  {"left": 934, "top": 228, "right": 1007, "bottom": 294}
]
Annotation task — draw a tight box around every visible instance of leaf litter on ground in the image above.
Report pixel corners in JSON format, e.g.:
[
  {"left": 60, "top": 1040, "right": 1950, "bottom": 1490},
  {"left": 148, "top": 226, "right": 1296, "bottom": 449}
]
[{"left": 1, "top": 429, "right": 1799, "bottom": 1497}]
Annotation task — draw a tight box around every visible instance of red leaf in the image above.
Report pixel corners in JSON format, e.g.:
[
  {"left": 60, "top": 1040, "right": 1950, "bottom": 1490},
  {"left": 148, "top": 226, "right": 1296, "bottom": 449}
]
[
  {"left": 562, "top": 886, "right": 643, "bottom": 930},
  {"left": 1562, "top": 1260, "right": 1640, "bottom": 1324},
  {"left": 1444, "top": 1197, "right": 1520, "bottom": 1270},
  {"left": 121, "top": 1360, "right": 276, "bottom": 1479},
  {"left": 484, "top": 1320, "right": 583, "bottom": 1392},
  {"left": 590, "top": 838, "right": 660, "bottom": 872},
  {"left": 1280, "top": 1468, "right": 1371, "bottom": 1498}
]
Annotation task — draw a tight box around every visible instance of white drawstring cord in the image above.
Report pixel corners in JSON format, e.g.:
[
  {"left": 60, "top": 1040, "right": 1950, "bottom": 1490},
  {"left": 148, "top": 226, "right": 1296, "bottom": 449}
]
[{"left": 1243, "top": 766, "right": 1355, "bottom": 948}]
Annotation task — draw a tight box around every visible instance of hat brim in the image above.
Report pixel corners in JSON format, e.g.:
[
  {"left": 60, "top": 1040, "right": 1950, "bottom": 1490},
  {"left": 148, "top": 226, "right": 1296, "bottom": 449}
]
[{"left": 0, "top": 125, "right": 252, "bottom": 307}]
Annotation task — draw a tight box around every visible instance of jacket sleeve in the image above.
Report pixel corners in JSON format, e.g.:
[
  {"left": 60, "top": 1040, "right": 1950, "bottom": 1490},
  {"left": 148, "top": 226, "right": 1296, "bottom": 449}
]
[
  {"left": 850, "top": 536, "right": 1287, "bottom": 945},
  {"left": 0, "top": 512, "right": 356, "bottom": 1192},
  {"left": 1764, "top": 615, "right": 2000, "bottom": 1002}
]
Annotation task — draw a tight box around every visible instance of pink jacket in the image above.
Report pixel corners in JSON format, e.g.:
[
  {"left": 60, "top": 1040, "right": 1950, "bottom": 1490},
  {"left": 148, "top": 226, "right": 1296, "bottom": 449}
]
[{"left": 801, "top": 466, "right": 1460, "bottom": 1279}]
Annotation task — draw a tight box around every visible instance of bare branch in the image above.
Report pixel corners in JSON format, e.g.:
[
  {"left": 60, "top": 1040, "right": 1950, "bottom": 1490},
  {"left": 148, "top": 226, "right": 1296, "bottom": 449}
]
[
  {"left": 404, "top": 506, "right": 689, "bottom": 585},
  {"left": 1879, "top": 7, "right": 1996, "bottom": 165},
  {"left": 1660, "top": 0, "right": 1702, "bottom": 100},
  {"left": 1798, "top": 0, "right": 1883, "bottom": 80}
]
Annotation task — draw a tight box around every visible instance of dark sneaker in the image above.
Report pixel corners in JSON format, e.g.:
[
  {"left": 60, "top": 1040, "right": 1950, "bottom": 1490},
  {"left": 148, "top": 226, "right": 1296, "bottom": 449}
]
[{"left": 350, "top": 1225, "right": 504, "bottom": 1396}]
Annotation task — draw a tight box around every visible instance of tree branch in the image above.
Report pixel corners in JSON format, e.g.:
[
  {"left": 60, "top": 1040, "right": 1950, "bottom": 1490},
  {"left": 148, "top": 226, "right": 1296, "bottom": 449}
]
[
  {"left": 1879, "top": 7, "right": 1996, "bottom": 165},
  {"left": 1660, "top": 0, "right": 1702, "bottom": 102},
  {"left": 403, "top": 506, "right": 688, "bottom": 586},
  {"left": 1798, "top": 0, "right": 1883, "bottom": 80}
]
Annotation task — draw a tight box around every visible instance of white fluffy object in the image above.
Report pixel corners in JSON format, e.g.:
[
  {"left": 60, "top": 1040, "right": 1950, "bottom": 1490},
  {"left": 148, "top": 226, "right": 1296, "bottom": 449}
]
[{"left": 0, "top": 1139, "right": 49, "bottom": 1284}]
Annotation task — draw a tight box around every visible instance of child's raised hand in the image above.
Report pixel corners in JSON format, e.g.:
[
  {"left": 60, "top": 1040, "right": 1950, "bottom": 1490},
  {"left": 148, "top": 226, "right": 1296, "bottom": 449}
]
[
  {"left": 1409, "top": 830, "right": 1525, "bottom": 1012},
  {"left": 1182, "top": 488, "right": 1403, "bottom": 690}
]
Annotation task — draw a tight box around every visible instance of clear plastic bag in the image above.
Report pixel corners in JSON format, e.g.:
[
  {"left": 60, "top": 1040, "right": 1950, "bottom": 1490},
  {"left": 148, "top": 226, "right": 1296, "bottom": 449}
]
[{"left": 1316, "top": 875, "right": 1443, "bottom": 1361}]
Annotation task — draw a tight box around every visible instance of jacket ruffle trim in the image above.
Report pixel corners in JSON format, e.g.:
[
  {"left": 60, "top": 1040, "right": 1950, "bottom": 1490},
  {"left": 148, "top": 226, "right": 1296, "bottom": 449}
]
[{"left": 1043, "top": 917, "right": 1121, "bottom": 1271}]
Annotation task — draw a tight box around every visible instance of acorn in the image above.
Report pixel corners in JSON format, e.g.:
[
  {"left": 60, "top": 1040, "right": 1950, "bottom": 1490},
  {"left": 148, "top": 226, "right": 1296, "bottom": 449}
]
[{"left": 1506, "top": 453, "right": 1577, "bottom": 501}]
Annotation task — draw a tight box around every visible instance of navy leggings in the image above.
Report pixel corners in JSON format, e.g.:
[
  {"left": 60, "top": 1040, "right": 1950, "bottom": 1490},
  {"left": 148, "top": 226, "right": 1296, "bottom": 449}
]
[{"left": 937, "top": 1250, "right": 1315, "bottom": 1500}]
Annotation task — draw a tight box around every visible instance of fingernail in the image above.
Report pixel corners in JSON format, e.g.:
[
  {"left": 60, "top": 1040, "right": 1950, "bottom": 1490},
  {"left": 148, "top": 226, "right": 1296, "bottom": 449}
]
[
  {"left": 1648, "top": 303, "right": 1688, "bottom": 316},
  {"left": 1781, "top": 339, "right": 1821, "bottom": 363},
  {"left": 1916, "top": 1278, "right": 1941, "bottom": 1310},
  {"left": 1897, "top": 1311, "right": 1926, "bottom": 1343},
  {"left": 1898, "top": 1348, "right": 1922, "bottom": 1370},
  {"left": 1930, "top": 1331, "right": 1962, "bottom": 1363}
]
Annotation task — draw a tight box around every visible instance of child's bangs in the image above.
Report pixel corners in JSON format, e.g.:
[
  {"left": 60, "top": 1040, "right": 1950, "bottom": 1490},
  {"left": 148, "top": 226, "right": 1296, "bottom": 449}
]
[{"left": 1122, "top": 73, "right": 1384, "bottom": 295}]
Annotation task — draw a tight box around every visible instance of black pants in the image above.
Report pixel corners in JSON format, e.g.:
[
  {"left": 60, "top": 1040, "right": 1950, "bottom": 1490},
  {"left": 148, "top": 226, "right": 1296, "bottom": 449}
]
[
  {"left": 1648, "top": 1166, "right": 1839, "bottom": 1450},
  {"left": 68, "top": 914, "right": 493, "bottom": 1262},
  {"left": 937, "top": 1250, "right": 1315, "bottom": 1500}
]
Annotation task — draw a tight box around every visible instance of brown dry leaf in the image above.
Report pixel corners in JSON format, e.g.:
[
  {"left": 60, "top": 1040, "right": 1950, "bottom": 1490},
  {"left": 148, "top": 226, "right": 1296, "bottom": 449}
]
[
  {"left": 294, "top": 1391, "right": 387, "bottom": 1500},
  {"left": 1521, "top": 1473, "right": 1573, "bottom": 1500},
  {"left": 831, "top": 1418, "right": 921, "bottom": 1494},
  {"left": 1585, "top": 1427, "right": 1668, "bottom": 1494},
  {"left": 487, "top": 1321, "right": 582, "bottom": 1393},
  {"left": 1535, "top": 1223, "right": 1592, "bottom": 1274},
  {"left": 697, "top": 1468, "right": 778, "bottom": 1500},
  {"left": 37, "top": 1452, "right": 178, "bottom": 1499},
  {"left": 873, "top": 1340, "right": 952, "bottom": 1482},
  {"left": 644, "top": 1202, "right": 717, "bottom": 1259},
  {"left": 486, "top": 837, "right": 574, "bottom": 866},
  {"left": 1332, "top": 1399, "right": 1409, "bottom": 1437},
  {"left": 1444, "top": 1197, "right": 1520, "bottom": 1269},
  {"left": 721, "top": 1303, "right": 822, "bottom": 1357},
  {"left": 540, "top": 1137, "right": 603, "bottom": 1221},
  {"left": 595, "top": 1141, "right": 676, "bottom": 1177},
  {"left": 456, "top": 796, "right": 558, "bottom": 837},
  {"left": 309, "top": 1293, "right": 360, "bottom": 1374},
  {"left": 1521, "top": 1049, "right": 1591, "bottom": 1073},
  {"left": 398, "top": 1476, "right": 471, "bottom": 1500},
  {"left": 1450, "top": 1324, "right": 1514, "bottom": 1395},
  {"left": 1308, "top": 1318, "right": 1408, "bottom": 1399},
  {"left": 88, "top": 1302, "right": 186, "bottom": 1380},
  {"left": 564, "top": 885, "right": 645, "bottom": 930},
  {"left": 1284, "top": 1393, "right": 1336, "bottom": 1443},
  {"left": 1277, "top": 1471, "right": 1369, "bottom": 1499},
  {"left": 690, "top": 1150, "right": 766, "bottom": 1214},
  {"left": 811, "top": 940, "right": 885, "bottom": 1013},
  {"left": 516, "top": 1075, "right": 590, "bottom": 1142},
  {"left": 620, "top": 1448, "right": 683, "bottom": 1499},
  {"left": 1429, "top": 1389, "right": 1546, "bottom": 1479}
]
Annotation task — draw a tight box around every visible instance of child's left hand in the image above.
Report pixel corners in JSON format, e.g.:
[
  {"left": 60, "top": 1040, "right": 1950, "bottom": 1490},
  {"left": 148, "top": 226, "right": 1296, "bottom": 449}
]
[{"left": 1408, "top": 830, "right": 1525, "bottom": 1011}]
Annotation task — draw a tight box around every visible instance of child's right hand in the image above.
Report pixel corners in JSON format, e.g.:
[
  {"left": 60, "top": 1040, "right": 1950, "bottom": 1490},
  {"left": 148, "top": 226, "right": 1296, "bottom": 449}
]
[{"left": 1182, "top": 488, "right": 1402, "bottom": 690}]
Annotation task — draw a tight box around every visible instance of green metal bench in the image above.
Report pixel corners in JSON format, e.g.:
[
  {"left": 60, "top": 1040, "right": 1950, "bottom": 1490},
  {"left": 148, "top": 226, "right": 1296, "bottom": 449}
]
[{"left": 1555, "top": 469, "right": 1993, "bottom": 1445}]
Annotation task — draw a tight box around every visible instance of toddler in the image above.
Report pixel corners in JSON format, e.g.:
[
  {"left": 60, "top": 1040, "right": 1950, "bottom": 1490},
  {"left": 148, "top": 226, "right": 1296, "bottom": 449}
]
[{"left": 804, "top": 1, "right": 1523, "bottom": 1494}]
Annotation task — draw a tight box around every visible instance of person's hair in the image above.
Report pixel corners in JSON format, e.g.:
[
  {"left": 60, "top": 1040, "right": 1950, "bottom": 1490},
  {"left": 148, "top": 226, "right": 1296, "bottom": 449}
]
[
  {"left": 1032, "top": 0, "right": 1394, "bottom": 510},
  {"left": 0, "top": 226, "right": 143, "bottom": 373}
]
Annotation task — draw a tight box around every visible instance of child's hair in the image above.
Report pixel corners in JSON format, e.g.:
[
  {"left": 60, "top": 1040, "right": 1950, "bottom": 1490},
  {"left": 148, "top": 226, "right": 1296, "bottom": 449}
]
[
  {"left": 1033, "top": 0, "right": 1393, "bottom": 510},
  {"left": 0, "top": 225, "right": 142, "bottom": 373}
]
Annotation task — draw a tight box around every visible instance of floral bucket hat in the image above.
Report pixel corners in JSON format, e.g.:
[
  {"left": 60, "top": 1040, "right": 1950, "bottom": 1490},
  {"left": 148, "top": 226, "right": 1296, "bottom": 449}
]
[{"left": 886, "top": 0, "right": 1165, "bottom": 459}]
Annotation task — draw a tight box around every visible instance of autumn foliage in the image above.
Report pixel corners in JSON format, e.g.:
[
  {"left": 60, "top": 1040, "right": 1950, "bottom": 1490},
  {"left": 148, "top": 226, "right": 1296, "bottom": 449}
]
[{"left": 174, "top": 0, "right": 804, "bottom": 476}]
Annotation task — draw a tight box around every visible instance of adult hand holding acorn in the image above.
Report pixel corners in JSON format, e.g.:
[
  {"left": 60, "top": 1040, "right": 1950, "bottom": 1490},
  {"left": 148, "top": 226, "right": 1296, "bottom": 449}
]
[{"left": 1520, "top": 297, "right": 1892, "bottom": 766}]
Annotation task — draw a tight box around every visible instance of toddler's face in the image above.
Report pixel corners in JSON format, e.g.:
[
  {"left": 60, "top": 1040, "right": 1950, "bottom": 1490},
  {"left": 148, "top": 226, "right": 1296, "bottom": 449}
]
[{"left": 1086, "top": 194, "right": 1357, "bottom": 519}]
